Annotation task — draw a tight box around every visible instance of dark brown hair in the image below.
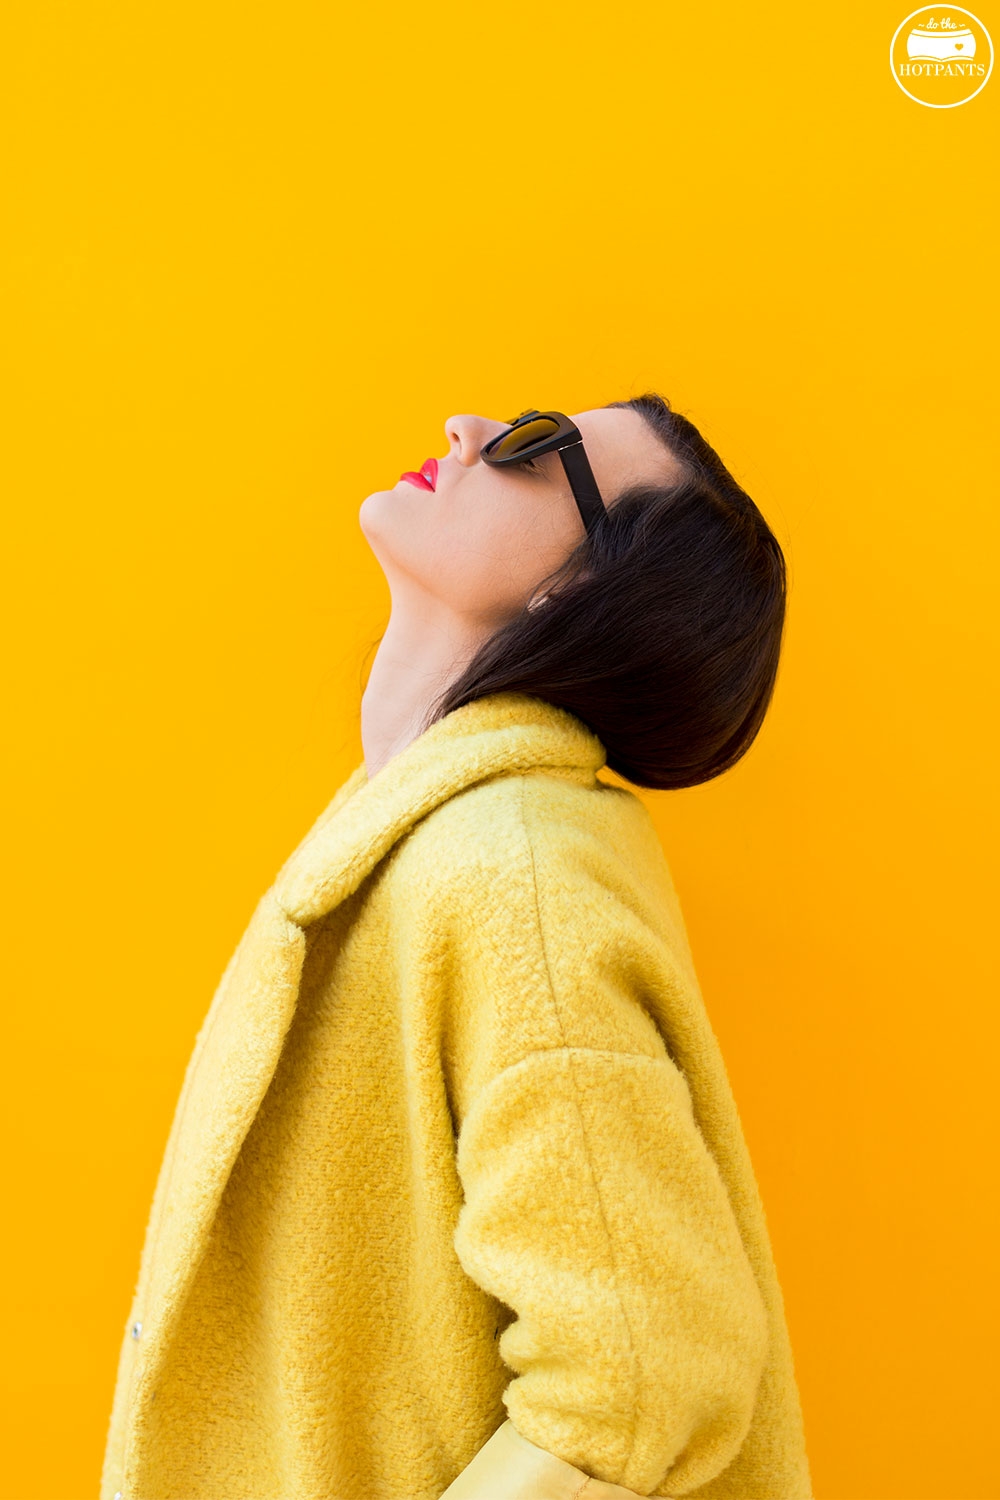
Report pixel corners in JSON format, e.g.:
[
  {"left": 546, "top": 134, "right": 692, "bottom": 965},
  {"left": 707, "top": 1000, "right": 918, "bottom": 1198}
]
[{"left": 420, "top": 392, "right": 788, "bottom": 790}]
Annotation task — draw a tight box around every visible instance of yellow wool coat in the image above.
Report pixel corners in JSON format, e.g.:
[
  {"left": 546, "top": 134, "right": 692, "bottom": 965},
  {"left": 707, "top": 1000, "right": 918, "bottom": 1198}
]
[{"left": 101, "top": 691, "right": 812, "bottom": 1500}]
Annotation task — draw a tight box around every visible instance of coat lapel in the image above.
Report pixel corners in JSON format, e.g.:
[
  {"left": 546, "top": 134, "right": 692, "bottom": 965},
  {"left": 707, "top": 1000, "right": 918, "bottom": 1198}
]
[
  {"left": 274, "top": 690, "right": 606, "bottom": 924},
  {"left": 127, "top": 691, "right": 607, "bottom": 1407}
]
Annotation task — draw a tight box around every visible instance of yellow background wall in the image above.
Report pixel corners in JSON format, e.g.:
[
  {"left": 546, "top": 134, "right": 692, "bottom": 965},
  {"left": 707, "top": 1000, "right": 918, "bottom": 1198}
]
[{"left": 1, "top": 3, "right": 996, "bottom": 1497}]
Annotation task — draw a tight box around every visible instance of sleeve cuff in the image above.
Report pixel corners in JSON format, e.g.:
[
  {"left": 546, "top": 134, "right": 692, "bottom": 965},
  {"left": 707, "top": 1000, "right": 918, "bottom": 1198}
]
[{"left": 437, "top": 1418, "right": 667, "bottom": 1499}]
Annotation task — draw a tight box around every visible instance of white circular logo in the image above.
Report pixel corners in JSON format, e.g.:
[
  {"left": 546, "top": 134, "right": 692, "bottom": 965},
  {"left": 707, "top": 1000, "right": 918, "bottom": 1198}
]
[{"left": 890, "top": 7, "right": 994, "bottom": 106}]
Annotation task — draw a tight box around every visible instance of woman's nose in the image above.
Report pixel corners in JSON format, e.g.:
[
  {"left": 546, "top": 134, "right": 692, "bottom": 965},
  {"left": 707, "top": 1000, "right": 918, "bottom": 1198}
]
[{"left": 444, "top": 414, "right": 506, "bottom": 467}]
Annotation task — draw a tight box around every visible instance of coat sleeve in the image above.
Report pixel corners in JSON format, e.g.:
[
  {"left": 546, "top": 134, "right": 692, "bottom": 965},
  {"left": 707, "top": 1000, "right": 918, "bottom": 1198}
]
[{"left": 447, "top": 1044, "right": 769, "bottom": 1497}]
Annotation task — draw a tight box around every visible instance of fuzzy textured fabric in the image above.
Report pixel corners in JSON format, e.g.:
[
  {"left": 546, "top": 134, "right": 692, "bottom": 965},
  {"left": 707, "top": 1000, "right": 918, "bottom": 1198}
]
[{"left": 101, "top": 691, "right": 812, "bottom": 1500}]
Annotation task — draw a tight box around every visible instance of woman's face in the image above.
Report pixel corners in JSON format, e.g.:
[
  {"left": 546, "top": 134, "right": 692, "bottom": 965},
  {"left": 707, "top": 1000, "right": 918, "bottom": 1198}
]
[{"left": 359, "top": 407, "right": 678, "bottom": 629}]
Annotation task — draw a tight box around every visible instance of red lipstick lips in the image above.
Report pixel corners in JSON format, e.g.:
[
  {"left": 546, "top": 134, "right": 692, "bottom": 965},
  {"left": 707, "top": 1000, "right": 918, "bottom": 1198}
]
[{"left": 400, "top": 457, "right": 438, "bottom": 491}]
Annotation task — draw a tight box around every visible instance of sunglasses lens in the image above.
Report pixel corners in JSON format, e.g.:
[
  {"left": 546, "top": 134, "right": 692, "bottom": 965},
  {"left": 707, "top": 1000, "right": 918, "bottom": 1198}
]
[{"left": 491, "top": 416, "right": 559, "bottom": 460}]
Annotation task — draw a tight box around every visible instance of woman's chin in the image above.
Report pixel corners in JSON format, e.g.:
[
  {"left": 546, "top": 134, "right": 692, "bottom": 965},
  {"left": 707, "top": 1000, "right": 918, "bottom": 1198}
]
[
  {"left": 358, "top": 488, "right": 391, "bottom": 531},
  {"left": 358, "top": 489, "right": 411, "bottom": 566}
]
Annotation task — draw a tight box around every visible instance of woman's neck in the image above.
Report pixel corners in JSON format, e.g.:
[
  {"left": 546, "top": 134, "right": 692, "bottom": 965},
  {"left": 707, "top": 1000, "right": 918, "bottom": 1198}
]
[{"left": 360, "top": 598, "right": 492, "bottom": 782}]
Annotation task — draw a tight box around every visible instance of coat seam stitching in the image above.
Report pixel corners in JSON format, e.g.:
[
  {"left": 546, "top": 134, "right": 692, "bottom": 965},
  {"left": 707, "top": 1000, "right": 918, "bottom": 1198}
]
[{"left": 517, "top": 776, "right": 643, "bottom": 1490}]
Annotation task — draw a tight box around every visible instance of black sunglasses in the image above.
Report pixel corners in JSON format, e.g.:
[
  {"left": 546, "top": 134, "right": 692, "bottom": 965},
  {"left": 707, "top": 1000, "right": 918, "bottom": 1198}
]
[{"left": 480, "top": 409, "right": 606, "bottom": 536}]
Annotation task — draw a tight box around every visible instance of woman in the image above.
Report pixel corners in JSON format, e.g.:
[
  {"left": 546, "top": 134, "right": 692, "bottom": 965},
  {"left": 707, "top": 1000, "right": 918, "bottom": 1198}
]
[{"left": 102, "top": 395, "right": 812, "bottom": 1500}]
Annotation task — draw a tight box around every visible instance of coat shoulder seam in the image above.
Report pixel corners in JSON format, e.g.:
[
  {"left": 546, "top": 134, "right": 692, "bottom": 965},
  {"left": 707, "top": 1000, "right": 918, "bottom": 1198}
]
[{"left": 516, "top": 777, "right": 644, "bottom": 1489}]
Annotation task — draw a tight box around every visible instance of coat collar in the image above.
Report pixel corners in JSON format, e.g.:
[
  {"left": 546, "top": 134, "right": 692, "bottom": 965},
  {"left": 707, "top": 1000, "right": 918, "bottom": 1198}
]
[
  {"left": 274, "top": 690, "right": 608, "bottom": 928},
  {"left": 123, "top": 691, "right": 608, "bottom": 1426}
]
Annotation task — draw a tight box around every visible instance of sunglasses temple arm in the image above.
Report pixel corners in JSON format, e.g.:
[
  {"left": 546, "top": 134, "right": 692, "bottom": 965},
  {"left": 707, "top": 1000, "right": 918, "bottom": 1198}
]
[{"left": 558, "top": 440, "right": 606, "bottom": 535}]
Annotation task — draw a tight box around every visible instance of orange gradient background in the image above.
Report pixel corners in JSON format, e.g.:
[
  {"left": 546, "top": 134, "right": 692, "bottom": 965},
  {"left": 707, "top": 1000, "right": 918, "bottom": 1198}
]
[{"left": 1, "top": 4, "right": 997, "bottom": 1497}]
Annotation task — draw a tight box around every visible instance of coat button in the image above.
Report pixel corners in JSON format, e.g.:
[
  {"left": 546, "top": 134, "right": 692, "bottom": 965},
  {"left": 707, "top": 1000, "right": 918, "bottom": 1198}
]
[{"left": 130, "top": 1321, "right": 142, "bottom": 1340}]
